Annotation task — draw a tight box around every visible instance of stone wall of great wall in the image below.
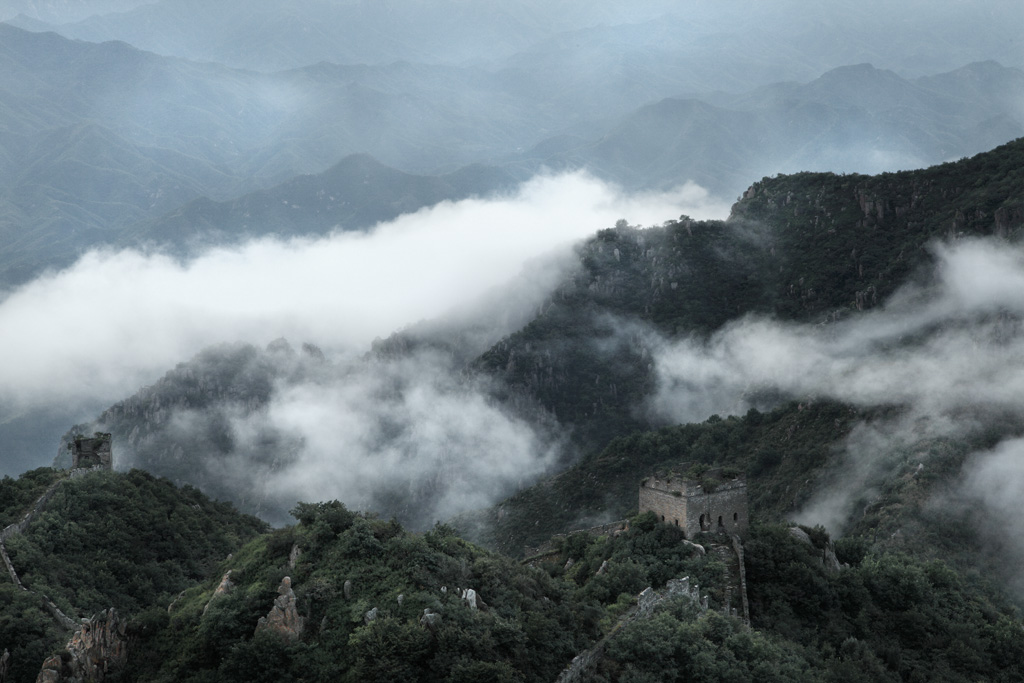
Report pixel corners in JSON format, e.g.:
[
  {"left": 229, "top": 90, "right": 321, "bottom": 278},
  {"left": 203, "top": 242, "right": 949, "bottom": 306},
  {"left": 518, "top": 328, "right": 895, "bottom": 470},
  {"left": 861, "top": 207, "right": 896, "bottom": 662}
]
[
  {"left": 555, "top": 576, "right": 714, "bottom": 683},
  {"left": 0, "top": 476, "right": 81, "bottom": 631},
  {"left": 638, "top": 475, "right": 749, "bottom": 539},
  {"left": 637, "top": 483, "right": 689, "bottom": 530}
]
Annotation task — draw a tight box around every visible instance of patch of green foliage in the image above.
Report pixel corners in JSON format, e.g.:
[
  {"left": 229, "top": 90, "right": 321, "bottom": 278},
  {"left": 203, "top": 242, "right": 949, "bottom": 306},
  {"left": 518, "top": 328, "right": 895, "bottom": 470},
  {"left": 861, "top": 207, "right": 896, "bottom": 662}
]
[
  {"left": 0, "top": 468, "right": 266, "bottom": 682},
  {"left": 602, "top": 599, "right": 818, "bottom": 683},
  {"left": 8, "top": 469, "right": 268, "bottom": 616},
  {"left": 745, "top": 525, "right": 1024, "bottom": 682},
  {"left": 121, "top": 502, "right": 594, "bottom": 683},
  {"left": 0, "top": 583, "right": 68, "bottom": 683},
  {"left": 0, "top": 467, "right": 64, "bottom": 528}
]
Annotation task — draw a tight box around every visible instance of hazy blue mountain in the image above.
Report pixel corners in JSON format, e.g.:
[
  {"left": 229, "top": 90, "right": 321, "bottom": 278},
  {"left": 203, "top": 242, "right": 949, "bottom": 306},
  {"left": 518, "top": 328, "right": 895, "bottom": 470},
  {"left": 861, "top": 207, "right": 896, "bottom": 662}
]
[
  {"left": 124, "top": 154, "right": 520, "bottom": 252},
  {"left": 0, "top": 0, "right": 152, "bottom": 23},
  {"left": 522, "top": 62, "right": 1024, "bottom": 195},
  {"left": 0, "top": 26, "right": 548, "bottom": 285},
  {"left": 3, "top": 0, "right": 689, "bottom": 71},
  {"left": 11, "top": 0, "right": 1022, "bottom": 80},
  {"left": 2, "top": 24, "right": 1022, "bottom": 290}
]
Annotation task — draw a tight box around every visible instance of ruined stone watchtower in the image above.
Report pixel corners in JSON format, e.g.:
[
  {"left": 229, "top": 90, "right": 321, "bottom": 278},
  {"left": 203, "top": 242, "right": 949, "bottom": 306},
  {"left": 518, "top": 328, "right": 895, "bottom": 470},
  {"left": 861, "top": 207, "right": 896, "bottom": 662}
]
[
  {"left": 639, "top": 470, "right": 748, "bottom": 539},
  {"left": 68, "top": 433, "right": 113, "bottom": 470}
]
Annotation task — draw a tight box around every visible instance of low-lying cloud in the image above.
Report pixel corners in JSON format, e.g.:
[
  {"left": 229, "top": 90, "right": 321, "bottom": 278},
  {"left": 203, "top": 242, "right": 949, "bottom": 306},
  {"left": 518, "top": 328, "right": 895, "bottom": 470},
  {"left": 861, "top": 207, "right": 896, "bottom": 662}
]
[
  {"left": 651, "top": 239, "right": 1024, "bottom": 424},
  {"left": 0, "top": 171, "right": 728, "bottom": 414},
  {"left": 648, "top": 238, "right": 1024, "bottom": 544}
]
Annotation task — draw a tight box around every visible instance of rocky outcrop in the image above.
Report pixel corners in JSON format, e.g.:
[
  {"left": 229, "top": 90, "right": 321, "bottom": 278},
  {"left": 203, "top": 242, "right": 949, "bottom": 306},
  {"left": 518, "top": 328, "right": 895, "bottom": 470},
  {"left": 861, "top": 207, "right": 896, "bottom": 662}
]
[
  {"left": 35, "top": 608, "right": 128, "bottom": 683},
  {"left": 203, "top": 570, "right": 234, "bottom": 614},
  {"left": 255, "top": 576, "right": 304, "bottom": 640},
  {"left": 420, "top": 609, "right": 442, "bottom": 633},
  {"left": 788, "top": 526, "right": 843, "bottom": 574},
  {"left": 461, "top": 588, "right": 486, "bottom": 610}
]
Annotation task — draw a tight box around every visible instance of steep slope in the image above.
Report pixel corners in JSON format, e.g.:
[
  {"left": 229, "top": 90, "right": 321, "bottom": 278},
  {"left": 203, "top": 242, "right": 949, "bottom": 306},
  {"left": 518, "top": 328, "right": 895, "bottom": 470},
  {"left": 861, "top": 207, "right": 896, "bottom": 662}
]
[
  {"left": 1, "top": 463, "right": 1018, "bottom": 681},
  {"left": 62, "top": 139, "right": 1024, "bottom": 539},
  {"left": 476, "top": 138, "right": 1024, "bottom": 461},
  {"left": 0, "top": 467, "right": 266, "bottom": 683}
]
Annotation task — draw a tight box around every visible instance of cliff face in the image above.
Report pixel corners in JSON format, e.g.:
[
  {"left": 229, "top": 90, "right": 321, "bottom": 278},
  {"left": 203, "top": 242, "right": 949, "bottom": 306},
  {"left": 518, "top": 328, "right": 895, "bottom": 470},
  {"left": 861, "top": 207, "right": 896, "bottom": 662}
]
[
  {"left": 728, "top": 137, "right": 1024, "bottom": 321},
  {"left": 35, "top": 609, "right": 128, "bottom": 683}
]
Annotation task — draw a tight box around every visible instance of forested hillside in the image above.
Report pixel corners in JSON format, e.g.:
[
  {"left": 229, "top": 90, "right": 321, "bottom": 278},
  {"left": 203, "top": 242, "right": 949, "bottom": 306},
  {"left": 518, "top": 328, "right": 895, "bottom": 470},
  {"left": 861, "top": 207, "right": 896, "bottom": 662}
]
[
  {"left": 65, "top": 139, "right": 1024, "bottom": 531},
  {"left": 5, "top": 473, "right": 1022, "bottom": 682},
  {"left": 474, "top": 138, "right": 1024, "bottom": 459},
  {"left": 0, "top": 468, "right": 266, "bottom": 682}
]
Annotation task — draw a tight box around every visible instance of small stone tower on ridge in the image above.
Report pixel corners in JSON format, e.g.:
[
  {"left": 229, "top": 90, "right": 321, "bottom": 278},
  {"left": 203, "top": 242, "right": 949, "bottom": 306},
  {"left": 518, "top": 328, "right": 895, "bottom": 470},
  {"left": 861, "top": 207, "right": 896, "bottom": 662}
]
[
  {"left": 639, "top": 469, "right": 748, "bottom": 539},
  {"left": 69, "top": 433, "right": 113, "bottom": 470}
]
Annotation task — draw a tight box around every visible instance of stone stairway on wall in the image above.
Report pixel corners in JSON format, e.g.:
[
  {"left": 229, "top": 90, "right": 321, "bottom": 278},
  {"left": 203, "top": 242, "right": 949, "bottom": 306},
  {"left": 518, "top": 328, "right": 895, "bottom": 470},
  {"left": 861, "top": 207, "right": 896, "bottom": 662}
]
[{"left": 0, "top": 474, "right": 80, "bottom": 630}]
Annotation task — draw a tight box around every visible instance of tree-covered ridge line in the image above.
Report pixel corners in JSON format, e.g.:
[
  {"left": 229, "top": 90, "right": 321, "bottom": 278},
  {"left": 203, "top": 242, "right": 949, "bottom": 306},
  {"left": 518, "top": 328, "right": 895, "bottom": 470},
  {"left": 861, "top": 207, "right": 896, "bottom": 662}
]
[
  {"left": 471, "top": 139, "right": 1024, "bottom": 467},
  {"left": 114, "top": 503, "right": 1024, "bottom": 682},
  {"left": 0, "top": 468, "right": 64, "bottom": 531},
  {"left": 0, "top": 465, "right": 1021, "bottom": 681},
  {"left": 730, "top": 136, "right": 1024, "bottom": 321},
  {"left": 0, "top": 468, "right": 267, "bottom": 683}
]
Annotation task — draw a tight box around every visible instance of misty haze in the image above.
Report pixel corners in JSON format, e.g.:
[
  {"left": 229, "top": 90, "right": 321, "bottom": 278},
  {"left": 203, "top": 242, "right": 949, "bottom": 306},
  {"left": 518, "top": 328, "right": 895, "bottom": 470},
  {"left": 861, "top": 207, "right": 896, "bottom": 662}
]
[{"left": 1, "top": 1, "right": 1024, "bottom": 681}]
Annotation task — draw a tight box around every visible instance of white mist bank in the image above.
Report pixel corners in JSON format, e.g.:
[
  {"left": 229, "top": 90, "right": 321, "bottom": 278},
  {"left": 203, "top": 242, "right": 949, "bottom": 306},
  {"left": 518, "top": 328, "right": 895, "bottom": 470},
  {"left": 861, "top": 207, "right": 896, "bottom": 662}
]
[{"left": 0, "top": 172, "right": 728, "bottom": 413}]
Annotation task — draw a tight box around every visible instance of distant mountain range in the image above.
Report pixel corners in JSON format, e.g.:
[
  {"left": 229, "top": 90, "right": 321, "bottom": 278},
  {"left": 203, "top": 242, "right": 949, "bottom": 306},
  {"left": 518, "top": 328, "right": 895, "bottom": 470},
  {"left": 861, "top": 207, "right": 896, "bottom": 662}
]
[
  {"left": 521, "top": 61, "right": 1024, "bottom": 195},
  {"left": 122, "top": 155, "right": 520, "bottom": 253},
  {"left": 2, "top": 22, "right": 1022, "bottom": 290}
]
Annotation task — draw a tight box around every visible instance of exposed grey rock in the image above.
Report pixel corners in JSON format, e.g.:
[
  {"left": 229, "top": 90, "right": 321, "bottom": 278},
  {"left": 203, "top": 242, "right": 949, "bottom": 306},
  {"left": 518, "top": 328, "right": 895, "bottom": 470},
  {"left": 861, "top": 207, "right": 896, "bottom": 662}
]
[
  {"left": 420, "top": 609, "right": 442, "bottom": 633},
  {"left": 203, "top": 570, "right": 234, "bottom": 615},
  {"left": 822, "top": 540, "right": 842, "bottom": 574},
  {"left": 35, "top": 608, "right": 128, "bottom": 683},
  {"left": 788, "top": 527, "right": 813, "bottom": 545},
  {"left": 288, "top": 544, "right": 302, "bottom": 569},
  {"left": 167, "top": 590, "right": 186, "bottom": 613},
  {"left": 255, "top": 576, "right": 305, "bottom": 640},
  {"left": 461, "top": 588, "right": 486, "bottom": 610},
  {"left": 364, "top": 607, "right": 379, "bottom": 624},
  {"left": 683, "top": 540, "right": 706, "bottom": 555},
  {"left": 343, "top": 579, "right": 352, "bottom": 600}
]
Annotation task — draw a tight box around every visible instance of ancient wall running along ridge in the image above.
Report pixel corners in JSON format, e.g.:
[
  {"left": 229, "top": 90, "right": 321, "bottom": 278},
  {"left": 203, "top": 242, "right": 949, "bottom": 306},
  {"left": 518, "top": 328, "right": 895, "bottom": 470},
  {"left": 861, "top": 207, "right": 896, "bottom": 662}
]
[
  {"left": 556, "top": 576, "right": 708, "bottom": 683},
  {"left": 0, "top": 434, "right": 116, "bottom": 634}
]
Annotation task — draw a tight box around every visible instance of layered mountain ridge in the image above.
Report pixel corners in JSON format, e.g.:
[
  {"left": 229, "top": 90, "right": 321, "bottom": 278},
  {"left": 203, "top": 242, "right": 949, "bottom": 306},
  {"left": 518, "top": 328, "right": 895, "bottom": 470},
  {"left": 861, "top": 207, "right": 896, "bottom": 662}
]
[
  {"left": 64, "top": 138, "right": 1024, "bottom": 537},
  {"left": 2, "top": 22, "right": 1022, "bottom": 290}
]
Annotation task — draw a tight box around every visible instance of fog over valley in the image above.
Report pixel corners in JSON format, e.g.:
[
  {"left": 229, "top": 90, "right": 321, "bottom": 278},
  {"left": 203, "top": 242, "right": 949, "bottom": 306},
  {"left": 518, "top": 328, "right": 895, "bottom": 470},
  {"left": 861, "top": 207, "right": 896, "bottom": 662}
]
[{"left": 2, "top": 4, "right": 1024, "bottom": 680}]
